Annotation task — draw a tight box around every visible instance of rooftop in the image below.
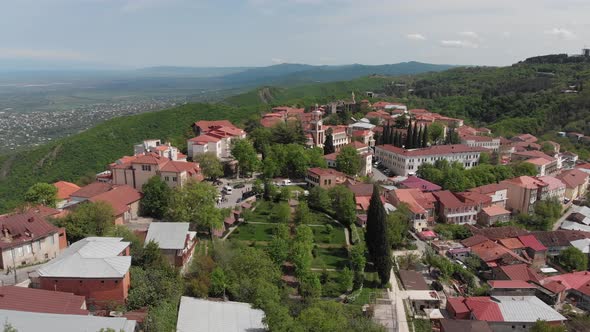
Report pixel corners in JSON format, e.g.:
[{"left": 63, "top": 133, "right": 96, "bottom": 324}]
[
  {"left": 0, "top": 309, "right": 136, "bottom": 332},
  {"left": 0, "top": 286, "right": 87, "bottom": 315},
  {"left": 399, "top": 270, "right": 429, "bottom": 290},
  {"left": 439, "top": 319, "right": 492, "bottom": 332},
  {"left": 70, "top": 182, "right": 113, "bottom": 198},
  {"left": 398, "top": 176, "right": 441, "bottom": 192},
  {"left": 145, "top": 222, "right": 190, "bottom": 250},
  {"left": 38, "top": 237, "right": 131, "bottom": 279},
  {"left": 487, "top": 280, "right": 535, "bottom": 289},
  {"left": 497, "top": 264, "right": 543, "bottom": 283},
  {"left": 52, "top": 181, "right": 80, "bottom": 200},
  {"left": 377, "top": 144, "right": 486, "bottom": 157},
  {"left": 0, "top": 211, "right": 60, "bottom": 250},
  {"left": 481, "top": 205, "right": 511, "bottom": 217},
  {"left": 557, "top": 169, "right": 589, "bottom": 189},
  {"left": 88, "top": 185, "right": 142, "bottom": 216},
  {"left": 177, "top": 296, "right": 265, "bottom": 332}
]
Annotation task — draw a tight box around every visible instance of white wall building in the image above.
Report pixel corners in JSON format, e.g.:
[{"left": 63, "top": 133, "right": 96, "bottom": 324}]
[
  {"left": 375, "top": 144, "right": 486, "bottom": 176},
  {"left": 460, "top": 135, "right": 501, "bottom": 152}
]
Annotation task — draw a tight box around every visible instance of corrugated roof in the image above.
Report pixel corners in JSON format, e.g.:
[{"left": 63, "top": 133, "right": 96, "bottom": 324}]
[
  {"left": 440, "top": 319, "right": 492, "bottom": 332},
  {"left": 177, "top": 296, "right": 265, "bottom": 332},
  {"left": 0, "top": 309, "right": 136, "bottom": 332},
  {"left": 399, "top": 270, "right": 429, "bottom": 290},
  {"left": 488, "top": 280, "right": 535, "bottom": 289},
  {"left": 495, "top": 296, "right": 565, "bottom": 322},
  {"left": 517, "top": 235, "right": 547, "bottom": 251},
  {"left": 377, "top": 144, "right": 486, "bottom": 157},
  {"left": 498, "top": 264, "right": 543, "bottom": 283},
  {"left": 0, "top": 211, "right": 60, "bottom": 250},
  {"left": 0, "top": 286, "right": 87, "bottom": 315},
  {"left": 38, "top": 237, "right": 131, "bottom": 278},
  {"left": 145, "top": 222, "right": 189, "bottom": 250}
]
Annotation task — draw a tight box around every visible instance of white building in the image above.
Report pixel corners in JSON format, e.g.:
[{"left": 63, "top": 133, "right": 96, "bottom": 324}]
[
  {"left": 374, "top": 144, "right": 486, "bottom": 176},
  {"left": 135, "top": 139, "right": 186, "bottom": 161},
  {"left": 187, "top": 120, "right": 246, "bottom": 160},
  {"left": 460, "top": 135, "right": 501, "bottom": 152}
]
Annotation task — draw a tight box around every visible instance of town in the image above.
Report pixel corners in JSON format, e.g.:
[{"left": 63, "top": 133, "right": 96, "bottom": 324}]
[{"left": 3, "top": 97, "right": 590, "bottom": 332}]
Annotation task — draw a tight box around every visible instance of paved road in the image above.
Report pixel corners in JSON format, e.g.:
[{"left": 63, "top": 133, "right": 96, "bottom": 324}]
[
  {"left": 388, "top": 254, "right": 410, "bottom": 332},
  {"left": 371, "top": 167, "right": 389, "bottom": 182},
  {"left": 216, "top": 178, "right": 254, "bottom": 209}
]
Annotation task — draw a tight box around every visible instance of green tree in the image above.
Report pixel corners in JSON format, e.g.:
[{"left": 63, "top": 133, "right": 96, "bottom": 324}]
[
  {"left": 231, "top": 139, "right": 259, "bottom": 178},
  {"left": 308, "top": 186, "right": 332, "bottom": 212},
  {"left": 338, "top": 267, "right": 354, "bottom": 292},
  {"left": 336, "top": 146, "right": 362, "bottom": 176},
  {"left": 140, "top": 176, "right": 171, "bottom": 219},
  {"left": 55, "top": 201, "right": 115, "bottom": 242},
  {"left": 299, "top": 271, "right": 322, "bottom": 300},
  {"left": 267, "top": 224, "right": 291, "bottom": 264},
  {"left": 323, "top": 128, "right": 336, "bottom": 155},
  {"left": 194, "top": 152, "right": 223, "bottom": 180},
  {"left": 294, "top": 201, "right": 313, "bottom": 224},
  {"left": 365, "top": 185, "right": 392, "bottom": 285},
  {"left": 530, "top": 320, "right": 566, "bottom": 332},
  {"left": 558, "top": 246, "right": 588, "bottom": 272},
  {"left": 386, "top": 206, "right": 410, "bottom": 249},
  {"left": 249, "top": 127, "right": 272, "bottom": 153},
  {"left": 421, "top": 125, "right": 429, "bottom": 147},
  {"left": 210, "top": 267, "right": 228, "bottom": 298},
  {"left": 166, "top": 182, "right": 223, "bottom": 238},
  {"left": 429, "top": 122, "right": 444, "bottom": 144},
  {"left": 272, "top": 202, "right": 291, "bottom": 223},
  {"left": 406, "top": 122, "right": 414, "bottom": 148},
  {"left": 24, "top": 183, "right": 57, "bottom": 208},
  {"left": 328, "top": 186, "right": 356, "bottom": 227},
  {"left": 296, "top": 301, "right": 348, "bottom": 332}
]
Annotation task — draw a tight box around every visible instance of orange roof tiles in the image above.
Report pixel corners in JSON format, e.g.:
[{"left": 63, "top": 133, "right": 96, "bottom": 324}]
[
  {"left": 0, "top": 286, "right": 88, "bottom": 315},
  {"left": 53, "top": 181, "right": 80, "bottom": 200},
  {"left": 557, "top": 169, "right": 589, "bottom": 189},
  {"left": 378, "top": 144, "right": 486, "bottom": 157}
]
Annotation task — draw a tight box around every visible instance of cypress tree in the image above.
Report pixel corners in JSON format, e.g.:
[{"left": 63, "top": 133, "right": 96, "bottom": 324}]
[
  {"left": 416, "top": 126, "right": 423, "bottom": 148},
  {"left": 393, "top": 131, "right": 399, "bottom": 147},
  {"left": 412, "top": 123, "right": 419, "bottom": 149},
  {"left": 406, "top": 122, "right": 413, "bottom": 149},
  {"left": 422, "top": 125, "right": 429, "bottom": 147},
  {"left": 383, "top": 122, "right": 390, "bottom": 145},
  {"left": 323, "top": 130, "right": 335, "bottom": 155},
  {"left": 389, "top": 128, "right": 395, "bottom": 146},
  {"left": 365, "top": 185, "right": 391, "bottom": 285}
]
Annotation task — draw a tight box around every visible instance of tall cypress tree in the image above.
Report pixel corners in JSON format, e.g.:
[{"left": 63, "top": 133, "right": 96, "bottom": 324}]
[
  {"left": 365, "top": 185, "right": 391, "bottom": 285},
  {"left": 412, "top": 123, "right": 420, "bottom": 149},
  {"left": 416, "top": 126, "right": 423, "bottom": 148},
  {"left": 323, "top": 129, "right": 335, "bottom": 155},
  {"left": 389, "top": 128, "right": 395, "bottom": 146},
  {"left": 383, "top": 122, "right": 390, "bottom": 145},
  {"left": 422, "top": 125, "right": 429, "bottom": 148},
  {"left": 406, "top": 122, "right": 413, "bottom": 149},
  {"left": 393, "top": 131, "right": 399, "bottom": 147}
]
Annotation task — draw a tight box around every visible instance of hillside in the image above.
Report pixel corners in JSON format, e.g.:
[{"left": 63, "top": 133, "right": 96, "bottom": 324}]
[{"left": 0, "top": 76, "right": 389, "bottom": 213}]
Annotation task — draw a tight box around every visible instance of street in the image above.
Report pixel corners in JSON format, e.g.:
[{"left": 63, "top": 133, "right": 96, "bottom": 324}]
[
  {"left": 371, "top": 166, "right": 389, "bottom": 182},
  {"left": 553, "top": 203, "right": 579, "bottom": 231},
  {"left": 0, "top": 265, "right": 39, "bottom": 286},
  {"left": 215, "top": 178, "right": 254, "bottom": 209}
]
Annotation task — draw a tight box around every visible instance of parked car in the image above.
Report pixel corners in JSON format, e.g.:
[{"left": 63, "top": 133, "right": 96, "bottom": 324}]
[
  {"left": 242, "top": 191, "right": 256, "bottom": 200},
  {"left": 234, "top": 183, "right": 245, "bottom": 189},
  {"left": 223, "top": 186, "right": 233, "bottom": 194}
]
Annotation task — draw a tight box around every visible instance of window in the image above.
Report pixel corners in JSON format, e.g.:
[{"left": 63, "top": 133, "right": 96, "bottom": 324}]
[
  {"left": 164, "top": 176, "right": 170, "bottom": 181},
  {"left": 16, "top": 247, "right": 23, "bottom": 257},
  {"left": 49, "top": 235, "right": 55, "bottom": 245},
  {"left": 172, "top": 177, "right": 178, "bottom": 182},
  {"left": 141, "top": 165, "right": 151, "bottom": 171},
  {"left": 24, "top": 244, "right": 32, "bottom": 255}
]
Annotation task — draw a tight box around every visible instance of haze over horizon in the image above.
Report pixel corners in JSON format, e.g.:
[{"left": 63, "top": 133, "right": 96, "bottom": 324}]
[{"left": 1, "top": 0, "right": 589, "bottom": 69}]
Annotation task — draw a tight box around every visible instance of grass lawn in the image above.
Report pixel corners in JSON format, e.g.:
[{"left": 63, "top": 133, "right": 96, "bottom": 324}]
[
  {"left": 229, "top": 223, "right": 276, "bottom": 242},
  {"left": 247, "top": 201, "right": 275, "bottom": 223},
  {"left": 313, "top": 247, "right": 349, "bottom": 270},
  {"left": 311, "top": 225, "right": 346, "bottom": 245},
  {"left": 309, "top": 211, "right": 338, "bottom": 225},
  {"left": 413, "top": 319, "right": 432, "bottom": 332},
  {"left": 348, "top": 272, "right": 382, "bottom": 306}
]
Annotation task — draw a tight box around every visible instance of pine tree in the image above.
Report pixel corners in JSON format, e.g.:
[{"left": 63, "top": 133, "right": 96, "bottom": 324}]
[
  {"left": 422, "top": 125, "right": 429, "bottom": 147},
  {"left": 412, "top": 123, "right": 419, "bottom": 149},
  {"left": 365, "top": 185, "right": 391, "bottom": 285},
  {"left": 406, "top": 122, "right": 413, "bottom": 149},
  {"left": 323, "top": 129, "right": 335, "bottom": 155}
]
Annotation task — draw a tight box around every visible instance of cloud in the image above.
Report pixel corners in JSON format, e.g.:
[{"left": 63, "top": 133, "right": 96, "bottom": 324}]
[
  {"left": 0, "top": 48, "right": 86, "bottom": 60},
  {"left": 271, "top": 58, "right": 286, "bottom": 64},
  {"left": 406, "top": 33, "right": 426, "bottom": 41},
  {"left": 544, "top": 28, "right": 577, "bottom": 40},
  {"left": 458, "top": 31, "right": 479, "bottom": 39},
  {"left": 440, "top": 40, "right": 479, "bottom": 48}
]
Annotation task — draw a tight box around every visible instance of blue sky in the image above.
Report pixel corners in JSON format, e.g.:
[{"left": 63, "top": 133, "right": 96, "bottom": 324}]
[{"left": 1, "top": 0, "right": 589, "bottom": 68}]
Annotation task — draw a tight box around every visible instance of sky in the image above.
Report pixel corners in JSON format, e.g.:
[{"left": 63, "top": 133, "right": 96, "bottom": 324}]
[{"left": 1, "top": 0, "right": 589, "bottom": 68}]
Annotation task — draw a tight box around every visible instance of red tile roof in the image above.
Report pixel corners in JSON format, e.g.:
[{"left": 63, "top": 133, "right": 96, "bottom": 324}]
[
  {"left": 346, "top": 141, "right": 368, "bottom": 149},
  {"left": 160, "top": 160, "right": 201, "bottom": 174},
  {"left": 307, "top": 167, "right": 347, "bottom": 178},
  {"left": 468, "top": 225, "right": 529, "bottom": 241},
  {"left": 481, "top": 205, "right": 510, "bottom": 217},
  {"left": 464, "top": 297, "right": 503, "bottom": 321},
  {"left": 0, "top": 286, "right": 87, "bottom": 315},
  {"left": 461, "top": 234, "right": 489, "bottom": 247},
  {"left": 557, "top": 169, "right": 589, "bottom": 189},
  {"left": 540, "top": 280, "right": 567, "bottom": 294},
  {"left": 88, "top": 185, "right": 142, "bottom": 216},
  {"left": 498, "top": 264, "right": 543, "bottom": 283},
  {"left": 468, "top": 183, "right": 508, "bottom": 195},
  {"left": 488, "top": 280, "right": 535, "bottom": 289},
  {"left": 193, "top": 120, "right": 235, "bottom": 131},
  {"left": 497, "top": 237, "right": 524, "bottom": 250},
  {"left": 517, "top": 235, "right": 547, "bottom": 251},
  {"left": 70, "top": 182, "right": 113, "bottom": 198},
  {"left": 399, "top": 176, "right": 441, "bottom": 192},
  {"left": 378, "top": 144, "right": 486, "bottom": 157},
  {"left": 0, "top": 211, "right": 60, "bottom": 250},
  {"left": 53, "top": 181, "right": 81, "bottom": 200},
  {"left": 392, "top": 189, "right": 435, "bottom": 215},
  {"left": 447, "top": 297, "right": 470, "bottom": 315},
  {"left": 188, "top": 134, "right": 222, "bottom": 144}
]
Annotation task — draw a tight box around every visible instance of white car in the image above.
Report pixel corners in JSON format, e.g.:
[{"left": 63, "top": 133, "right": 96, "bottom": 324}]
[{"left": 223, "top": 186, "right": 233, "bottom": 194}]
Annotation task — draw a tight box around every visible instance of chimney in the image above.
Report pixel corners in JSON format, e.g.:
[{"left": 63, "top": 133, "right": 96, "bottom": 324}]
[{"left": 27, "top": 217, "right": 34, "bottom": 223}]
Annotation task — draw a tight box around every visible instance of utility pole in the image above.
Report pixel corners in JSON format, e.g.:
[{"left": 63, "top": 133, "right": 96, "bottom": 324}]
[{"left": 11, "top": 249, "right": 17, "bottom": 285}]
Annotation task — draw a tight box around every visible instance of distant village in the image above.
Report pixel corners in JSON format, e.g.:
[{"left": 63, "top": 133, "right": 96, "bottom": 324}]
[{"left": 3, "top": 95, "right": 590, "bottom": 332}]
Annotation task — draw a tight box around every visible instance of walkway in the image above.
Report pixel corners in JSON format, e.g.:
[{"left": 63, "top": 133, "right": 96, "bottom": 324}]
[{"left": 388, "top": 257, "right": 410, "bottom": 332}]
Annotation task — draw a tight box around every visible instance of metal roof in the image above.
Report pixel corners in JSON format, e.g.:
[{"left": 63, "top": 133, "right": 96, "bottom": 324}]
[
  {"left": 37, "top": 237, "right": 131, "bottom": 278},
  {"left": 177, "top": 296, "right": 265, "bottom": 332},
  {"left": 145, "top": 222, "right": 190, "bottom": 250},
  {"left": 495, "top": 296, "right": 565, "bottom": 322},
  {"left": 0, "top": 309, "right": 136, "bottom": 332}
]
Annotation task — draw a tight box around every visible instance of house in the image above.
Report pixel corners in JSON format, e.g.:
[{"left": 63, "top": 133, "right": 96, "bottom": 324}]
[
  {"left": 0, "top": 286, "right": 88, "bottom": 315},
  {"left": 399, "top": 270, "right": 429, "bottom": 290},
  {"left": 68, "top": 183, "right": 142, "bottom": 225},
  {"left": 469, "top": 183, "right": 509, "bottom": 207},
  {"left": 52, "top": 181, "right": 80, "bottom": 208},
  {"left": 518, "top": 235, "right": 548, "bottom": 268},
  {"left": 487, "top": 280, "right": 537, "bottom": 296},
  {"left": 397, "top": 176, "right": 441, "bottom": 192},
  {"left": 188, "top": 120, "right": 246, "bottom": 160},
  {"left": 375, "top": 144, "right": 485, "bottom": 176},
  {"left": 560, "top": 151, "right": 578, "bottom": 170},
  {"left": 144, "top": 222, "right": 197, "bottom": 269},
  {"left": 556, "top": 169, "right": 590, "bottom": 201},
  {"left": 176, "top": 296, "right": 265, "bottom": 332},
  {"left": 511, "top": 134, "right": 538, "bottom": 144},
  {"left": 37, "top": 237, "right": 131, "bottom": 308},
  {"left": 468, "top": 240, "right": 529, "bottom": 268},
  {"left": 500, "top": 176, "right": 548, "bottom": 214},
  {"left": 492, "top": 264, "right": 543, "bottom": 284},
  {"left": 439, "top": 319, "right": 492, "bottom": 332},
  {"left": 134, "top": 139, "right": 186, "bottom": 161},
  {"left": 0, "top": 210, "right": 66, "bottom": 270},
  {"left": 460, "top": 135, "right": 501, "bottom": 152},
  {"left": 345, "top": 183, "right": 374, "bottom": 212},
  {"left": 111, "top": 154, "right": 203, "bottom": 190},
  {"left": 532, "top": 230, "right": 590, "bottom": 256},
  {"left": 479, "top": 205, "right": 511, "bottom": 226},
  {"left": 543, "top": 271, "right": 590, "bottom": 310},
  {"left": 433, "top": 191, "right": 483, "bottom": 225},
  {"left": 389, "top": 189, "right": 436, "bottom": 232},
  {"left": 305, "top": 168, "right": 347, "bottom": 189},
  {"left": 446, "top": 296, "right": 565, "bottom": 331},
  {"left": 406, "top": 290, "right": 440, "bottom": 317},
  {"left": 0, "top": 309, "right": 136, "bottom": 332},
  {"left": 511, "top": 150, "right": 559, "bottom": 176},
  {"left": 536, "top": 176, "right": 566, "bottom": 203}
]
